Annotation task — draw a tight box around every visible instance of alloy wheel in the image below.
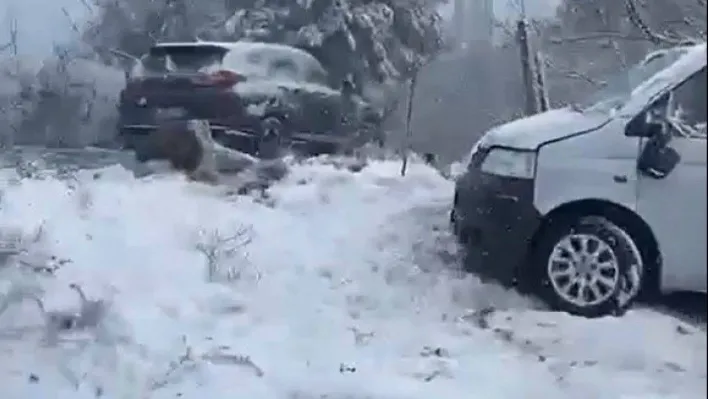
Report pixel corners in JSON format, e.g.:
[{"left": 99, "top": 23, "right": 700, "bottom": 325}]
[{"left": 546, "top": 233, "right": 620, "bottom": 308}]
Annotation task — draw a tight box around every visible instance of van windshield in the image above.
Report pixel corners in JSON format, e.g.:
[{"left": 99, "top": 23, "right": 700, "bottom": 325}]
[{"left": 576, "top": 47, "right": 689, "bottom": 113}]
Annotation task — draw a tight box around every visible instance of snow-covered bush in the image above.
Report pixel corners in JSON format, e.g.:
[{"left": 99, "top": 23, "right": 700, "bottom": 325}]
[
  {"left": 194, "top": 226, "right": 255, "bottom": 284},
  {"left": 0, "top": 44, "right": 124, "bottom": 148},
  {"left": 0, "top": 54, "right": 39, "bottom": 147}
]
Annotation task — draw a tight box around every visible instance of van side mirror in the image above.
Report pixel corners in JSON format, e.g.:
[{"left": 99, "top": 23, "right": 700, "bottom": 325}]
[
  {"left": 626, "top": 112, "right": 665, "bottom": 138},
  {"left": 644, "top": 121, "right": 664, "bottom": 137},
  {"left": 637, "top": 136, "right": 681, "bottom": 179},
  {"left": 626, "top": 92, "right": 672, "bottom": 137}
]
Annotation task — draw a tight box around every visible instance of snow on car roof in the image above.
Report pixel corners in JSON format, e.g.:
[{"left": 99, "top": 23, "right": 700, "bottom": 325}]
[
  {"left": 151, "top": 41, "right": 319, "bottom": 63},
  {"left": 620, "top": 42, "right": 706, "bottom": 115},
  {"left": 151, "top": 40, "right": 327, "bottom": 81},
  {"left": 632, "top": 42, "right": 706, "bottom": 98}
]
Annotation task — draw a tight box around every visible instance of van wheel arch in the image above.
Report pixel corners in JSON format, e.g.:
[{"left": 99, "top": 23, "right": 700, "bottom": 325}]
[{"left": 527, "top": 199, "right": 662, "bottom": 298}]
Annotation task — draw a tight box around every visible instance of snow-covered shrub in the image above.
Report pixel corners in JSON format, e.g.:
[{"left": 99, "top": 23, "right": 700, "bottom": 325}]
[
  {"left": 0, "top": 55, "right": 39, "bottom": 147},
  {"left": 0, "top": 225, "right": 62, "bottom": 322},
  {"left": 194, "top": 226, "right": 255, "bottom": 284},
  {"left": 0, "top": 44, "right": 124, "bottom": 148}
]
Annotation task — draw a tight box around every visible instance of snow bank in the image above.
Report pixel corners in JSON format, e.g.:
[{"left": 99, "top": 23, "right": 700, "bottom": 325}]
[{"left": 0, "top": 157, "right": 704, "bottom": 398}]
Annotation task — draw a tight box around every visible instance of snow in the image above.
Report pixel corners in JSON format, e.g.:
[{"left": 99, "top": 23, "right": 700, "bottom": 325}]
[
  {"left": 234, "top": 78, "right": 339, "bottom": 98},
  {"left": 246, "top": 102, "right": 269, "bottom": 117},
  {"left": 0, "top": 156, "right": 705, "bottom": 398},
  {"left": 153, "top": 41, "right": 329, "bottom": 83},
  {"left": 621, "top": 43, "right": 706, "bottom": 117},
  {"left": 477, "top": 107, "right": 610, "bottom": 151}
]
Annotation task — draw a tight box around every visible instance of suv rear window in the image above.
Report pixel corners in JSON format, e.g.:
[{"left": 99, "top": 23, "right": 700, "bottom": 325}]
[{"left": 138, "top": 45, "right": 229, "bottom": 74}]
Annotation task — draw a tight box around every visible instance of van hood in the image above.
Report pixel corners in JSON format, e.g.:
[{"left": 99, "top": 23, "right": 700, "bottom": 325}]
[{"left": 477, "top": 108, "right": 611, "bottom": 150}]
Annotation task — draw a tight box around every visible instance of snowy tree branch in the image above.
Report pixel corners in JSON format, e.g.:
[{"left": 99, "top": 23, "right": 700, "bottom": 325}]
[
  {"left": 548, "top": 31, "right": 650, "bottom": 44},
  {"left": 543, "top": 58, "right": 605, "bottom": 86},
  {"left": 623, "top": 0, "right": 692, "bottom": 45}
]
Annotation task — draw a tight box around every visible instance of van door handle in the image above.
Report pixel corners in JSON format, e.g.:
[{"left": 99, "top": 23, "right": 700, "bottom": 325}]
[{"left": 613, "top": 175, "right": 628, "bottom": 183}]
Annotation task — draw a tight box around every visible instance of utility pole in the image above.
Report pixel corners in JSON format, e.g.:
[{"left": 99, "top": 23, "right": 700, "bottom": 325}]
[
  {"left": 516, "top": 0, "right": 549, "bottom": 115},
  {"left": 517, "top": 18, "right": 538, "bottom": 116}
]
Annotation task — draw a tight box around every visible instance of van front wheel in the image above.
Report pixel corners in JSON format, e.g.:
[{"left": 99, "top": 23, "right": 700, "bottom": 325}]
[{"left": 531, "top": 217, "right": 638, "bottom": 318}]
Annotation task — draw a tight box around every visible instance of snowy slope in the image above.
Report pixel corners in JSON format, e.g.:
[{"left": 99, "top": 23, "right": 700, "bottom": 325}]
[{"left": 0, "top": 156, "right": 705, "bottom": 399}]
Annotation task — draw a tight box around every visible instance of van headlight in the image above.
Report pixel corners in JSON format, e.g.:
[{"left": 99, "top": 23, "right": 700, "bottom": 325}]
[{"left": 480, "top": 148, "right": 536, "bottom": 179}]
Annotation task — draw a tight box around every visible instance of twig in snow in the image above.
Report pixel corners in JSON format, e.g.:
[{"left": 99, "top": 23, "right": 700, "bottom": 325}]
[
  {"left": 25, "top": 293, "right": 83, "bottom": 345},
  {"left": 422, "top": 369, "right": 443, "bottom": 382},
  {"left": 68, "top": 283, "right": 107, "bottom": 329},
  {"left": 195, "top": 227, "right": 255, "bottom": 282},
  {"left": 148, "top": 336, "right": 198, "bottom": 391},
  {"left": 339, "top": 363, "right": 356, "bottom": 373},
  {"left": 460, "top": 306, "right": 496, "bottom": 330},
  {"left": 420, "top": 346, "right": 449, "bottom": 358},
  {"left": 348, "top": 326, "right": 374, "bottom": 346},
  {"left": 150, "top": 339, "right": 265, "bottom": 391},
  {"left": 202, "top": 351, "right": 265, "bottom": 377}
]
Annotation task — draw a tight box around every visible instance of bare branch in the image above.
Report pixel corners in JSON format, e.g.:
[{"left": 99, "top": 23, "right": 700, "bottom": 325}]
[
  {"left": 61, "top": 7, "right": 82, "bottom": 37},
  {"left": 493, "top": 19, "right": 516, "bottom": 41},
  {"left": 595, "top": 7, "right": 627, "bottom": 72},
  {"left": 544, "top": 58, "right": 606, "bottom": 87},
  {"left": 624, "top": 0, "right": 686, "bottom": 45},
  {"left": 107, "top": 48, "right": 139, "bottom": 63},
  {"left": 76, "top": 0, "right": 96, "bottom": 14},
  {"left": 549, "top": 31, "right": 651, "bottom": 44},
  {"left": 9, "top": 17, "right": 18, "bottom": 56}
]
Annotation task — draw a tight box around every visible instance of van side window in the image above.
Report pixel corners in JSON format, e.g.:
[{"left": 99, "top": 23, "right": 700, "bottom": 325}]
[{"left": 670, "top": 67, "right": 706, "bottom": 138}]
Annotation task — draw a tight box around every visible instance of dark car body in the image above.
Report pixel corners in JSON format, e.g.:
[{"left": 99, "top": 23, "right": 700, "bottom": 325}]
[{"left": 117, "top": 41, "right": 380, "bottom": 158}]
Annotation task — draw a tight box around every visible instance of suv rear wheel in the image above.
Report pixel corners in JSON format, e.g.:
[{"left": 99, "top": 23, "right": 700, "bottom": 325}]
[{"left": 531, "top": 216, "right": 641, "bottom": 318}]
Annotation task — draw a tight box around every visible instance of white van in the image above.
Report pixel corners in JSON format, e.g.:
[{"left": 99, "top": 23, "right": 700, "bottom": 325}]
[{"left": 451, "top": 43, "right": 706, "bottom": 317}]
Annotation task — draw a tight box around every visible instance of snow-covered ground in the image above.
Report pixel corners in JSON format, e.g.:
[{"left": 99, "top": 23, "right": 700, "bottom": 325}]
[{"left": 0, "top": 155, "right": 705, "bottom": 398}]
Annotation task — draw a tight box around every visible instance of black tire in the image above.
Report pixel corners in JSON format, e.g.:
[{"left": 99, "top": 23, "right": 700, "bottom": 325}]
[
  {"left": 449, "top": 208, "right": 466, "bottom": 244},
  {"left": 119, "top": 128, "right": 154, "bottom": 162},
  {"left": 118, "top": 127, "right": 135, "bottom": 150},
  {"left": 531, "top": 217, "right": 638, "bottom": 318},
  {"left": 129, "top": 137, "right": 153, "bottom": 163},
  {"left": 306, "top": 141, "right": 340, "bottom": 156},
  {"left": 120, "top": 137, "right": 135, "bottom": 150},
  {"left": 258, "top": 116, "right": 288, "bottom": 159}
]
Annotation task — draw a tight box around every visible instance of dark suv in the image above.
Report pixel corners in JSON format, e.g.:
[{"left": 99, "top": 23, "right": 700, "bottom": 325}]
[{"left": 118, "top": 41, "right": 381, "bottom": 159}]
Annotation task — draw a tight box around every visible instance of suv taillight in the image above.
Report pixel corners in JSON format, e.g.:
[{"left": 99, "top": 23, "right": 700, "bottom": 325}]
[{"left": 195, "top": 70, "right": 245, "bottom": 87}]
